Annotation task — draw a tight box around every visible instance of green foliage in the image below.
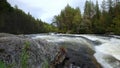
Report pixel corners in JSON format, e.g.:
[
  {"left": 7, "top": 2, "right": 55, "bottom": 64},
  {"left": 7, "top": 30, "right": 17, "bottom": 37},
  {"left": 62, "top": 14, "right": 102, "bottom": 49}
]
[
  {"left": 112, "top": 15, "right": 120, "bottom": 34},
  {"left": 20, "top": 41, "right": 30, "bottom": 68},
  {"left": 0, "top": 60, "right": 5, "bottom": 68},
  {"left": 52, "top": 5, "right": 82, "bottom": 33},
  {"left": 0, "top": 41, "right": 30, "bottom": 68},
  {"left": 0, "top": 0, "right": 57, "bottom": 34},
  {"left": 42, "top": 59, "right": 49, "bottom": 68},
  {"left": 7, "top": 63, "right": 15, "bottom": 68},
  {"left": 1, "top": 0, "right": 120, "bottom": 34},
  {"left": 0, "top": 60, "right": 15, "bottom": 68},
  {"left": 52, "top": 0, "right": 120, "bottom": 34}
]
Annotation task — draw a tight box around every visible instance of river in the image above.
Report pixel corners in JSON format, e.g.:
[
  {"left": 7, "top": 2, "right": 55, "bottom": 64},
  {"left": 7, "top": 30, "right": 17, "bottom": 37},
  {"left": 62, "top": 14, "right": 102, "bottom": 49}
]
[{"left": 32, "top": 34, "right": 120, "bottom": 68}]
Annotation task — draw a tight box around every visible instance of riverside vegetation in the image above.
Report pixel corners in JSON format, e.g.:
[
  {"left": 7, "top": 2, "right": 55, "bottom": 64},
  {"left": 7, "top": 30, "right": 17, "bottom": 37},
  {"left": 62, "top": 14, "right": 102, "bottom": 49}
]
[
  {"left": 0, "top": 41, "right": 30, "bottom": 68},
  {"left": 0, "top": 0, "right": 120, "bottom": 68},
  {"left": 0, "top": 0, "right": 120, "bottom": 34}
]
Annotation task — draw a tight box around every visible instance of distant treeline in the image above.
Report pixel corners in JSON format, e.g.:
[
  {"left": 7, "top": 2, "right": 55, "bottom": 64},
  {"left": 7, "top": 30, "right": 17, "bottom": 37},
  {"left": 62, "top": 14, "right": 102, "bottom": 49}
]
[
  {"left": 52, "top": 0, "right": 120, "bottom": 34},
  {"left": 0, "top": 0, "right": 57, "bottom": 34},
  {"left": 0, "top": 0, "right": 120, "bottom": 34}
]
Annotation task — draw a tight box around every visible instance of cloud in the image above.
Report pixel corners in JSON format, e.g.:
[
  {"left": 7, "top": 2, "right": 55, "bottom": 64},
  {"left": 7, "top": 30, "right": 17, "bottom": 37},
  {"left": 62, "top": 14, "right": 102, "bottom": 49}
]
[{"left": 7, "top": 0, "right": 103, "bottom": 23}]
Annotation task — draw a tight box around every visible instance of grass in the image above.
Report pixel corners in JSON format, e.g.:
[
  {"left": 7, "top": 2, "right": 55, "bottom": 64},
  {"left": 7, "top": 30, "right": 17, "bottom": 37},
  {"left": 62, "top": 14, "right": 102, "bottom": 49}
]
[
  {"left": 20, "top": 41, "right": 30, "bottom": 68},
  {"left": 0, "top": 41, "right": 30, "bottom": 68},
  {"left": 0, "top": 60, "right": 5, "bottom": 68},
  {"left": 42, "top": 59, "right": 49, "bottom": 68}
]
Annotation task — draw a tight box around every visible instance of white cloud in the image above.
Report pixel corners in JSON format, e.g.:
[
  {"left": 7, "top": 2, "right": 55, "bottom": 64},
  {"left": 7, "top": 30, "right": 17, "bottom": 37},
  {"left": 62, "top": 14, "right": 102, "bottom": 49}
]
[{"left": 7, "top": 0, "right": 103, "bottom": 23}]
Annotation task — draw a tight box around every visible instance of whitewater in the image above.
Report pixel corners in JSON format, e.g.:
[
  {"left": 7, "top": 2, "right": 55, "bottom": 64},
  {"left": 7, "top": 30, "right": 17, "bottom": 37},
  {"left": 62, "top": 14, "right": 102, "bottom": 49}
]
[
  {"left": 81, "top": 35, "right": 120, "bottom": 68},
  {"left": 33, "top": 34, "right": 120, "bottom": 68}
]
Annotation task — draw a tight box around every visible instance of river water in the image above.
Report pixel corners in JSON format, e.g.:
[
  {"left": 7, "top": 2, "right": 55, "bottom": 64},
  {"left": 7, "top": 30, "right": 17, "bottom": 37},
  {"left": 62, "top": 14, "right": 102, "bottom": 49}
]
[{"left": 32, "top": 34, "right": 120, "bottom": 68}]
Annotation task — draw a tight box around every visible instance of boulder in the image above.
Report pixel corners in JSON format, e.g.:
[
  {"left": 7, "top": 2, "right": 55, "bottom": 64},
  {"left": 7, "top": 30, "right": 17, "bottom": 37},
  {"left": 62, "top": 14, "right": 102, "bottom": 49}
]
[
  {"left": 0, "top": 33, "right": 102, "bottom": 68},
  {"left": 0, "top": 33, "right": 53, "bottom": 68}
]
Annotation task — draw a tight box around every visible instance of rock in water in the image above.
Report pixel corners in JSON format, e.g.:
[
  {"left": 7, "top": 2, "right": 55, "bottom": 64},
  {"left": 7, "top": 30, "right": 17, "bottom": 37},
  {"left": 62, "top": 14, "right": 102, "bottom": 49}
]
[
  {"left": 50, "top": 46, "right": 102, "bottom": 68},
  {"left": 0, "top": 33, "right": 48, "bottom": 68},
  {"left": 0, "top": 33, "right": 102, "bottom": 68}
]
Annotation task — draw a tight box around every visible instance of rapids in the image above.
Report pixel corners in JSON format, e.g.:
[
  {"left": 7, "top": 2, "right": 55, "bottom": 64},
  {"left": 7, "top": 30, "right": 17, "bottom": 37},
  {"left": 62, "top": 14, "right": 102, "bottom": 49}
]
[{"left": 32, "top": 34, "right": 120, "bottom": 68}]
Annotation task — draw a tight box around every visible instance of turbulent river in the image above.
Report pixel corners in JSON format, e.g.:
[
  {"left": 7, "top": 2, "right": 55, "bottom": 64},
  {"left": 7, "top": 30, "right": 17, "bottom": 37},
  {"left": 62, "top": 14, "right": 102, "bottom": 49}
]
[{"left": 32, "top": 34, "right": 120, "bottom": 68}]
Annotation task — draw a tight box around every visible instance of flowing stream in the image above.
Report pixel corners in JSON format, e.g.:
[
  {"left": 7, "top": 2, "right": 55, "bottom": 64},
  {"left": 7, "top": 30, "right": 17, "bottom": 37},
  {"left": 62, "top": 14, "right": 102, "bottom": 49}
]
[{"left": 32, "top": 34, "right": 120, "bottom": 68}]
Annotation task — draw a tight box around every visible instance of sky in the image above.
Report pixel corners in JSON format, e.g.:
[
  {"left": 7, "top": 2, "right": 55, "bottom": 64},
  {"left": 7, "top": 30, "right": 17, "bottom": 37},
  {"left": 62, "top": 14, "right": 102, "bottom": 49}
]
[{"left": 7, "top": 0, "right": 103, "bottom": 23}]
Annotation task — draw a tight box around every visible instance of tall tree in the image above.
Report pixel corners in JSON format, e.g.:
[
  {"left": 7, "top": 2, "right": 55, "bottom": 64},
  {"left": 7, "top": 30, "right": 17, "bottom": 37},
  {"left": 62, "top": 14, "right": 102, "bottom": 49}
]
[
  {"left": 101, "top": 0, "right": 107, "bottom": 12},
  {"left": 111, "top": 0, "right": 120, "bottom": 34},
  {"left": 52, "top": 4, "right": 82, "bottom": 33},
  {"left": 95, "top": 0, "right": 100, "bottom": 19},
  {"left": 83, "top": 0, "right": 95, "bottom": 19},
  {"left": 82, "top": 0, "right": 95, "bottom": 33},
  {"left": 72, "top": 7, "right": 82, "bottom": 33},
  {"left": 91, "top": 0, "right": 103, "bottom": 33}
]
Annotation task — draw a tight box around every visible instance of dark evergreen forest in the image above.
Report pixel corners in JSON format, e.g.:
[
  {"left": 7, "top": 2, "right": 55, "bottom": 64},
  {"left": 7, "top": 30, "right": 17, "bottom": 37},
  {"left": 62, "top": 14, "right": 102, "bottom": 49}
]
[
  {"left": 0, "top": 0, "right": 57, "bottom": 34},
  {"left": 52, "top": 0, "right": 120, "bottom": 34},
  {"left": 0, "top": 0, "right": 120, "bottom": 34}
]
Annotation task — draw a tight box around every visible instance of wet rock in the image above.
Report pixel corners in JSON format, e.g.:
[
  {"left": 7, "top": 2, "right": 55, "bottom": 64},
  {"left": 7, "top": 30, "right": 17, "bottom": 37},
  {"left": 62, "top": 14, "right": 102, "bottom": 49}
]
[
  {"left": 66, "top": 48, "right": 102, "bottom": 68},
  {"left": 0, "top": 33, "right": 102, "bottom": 68},
  {"left": 0, "top": 33, "right": 16, "bottom": 37},
  {"left": 0, "top": 33, "right": 49, "bottom": 68},
  {"left": 93, "top": 40, "right": 102, "bottom": 45},
  {"left": 50, "top": 46, "right": 102, "bottom": 68}
]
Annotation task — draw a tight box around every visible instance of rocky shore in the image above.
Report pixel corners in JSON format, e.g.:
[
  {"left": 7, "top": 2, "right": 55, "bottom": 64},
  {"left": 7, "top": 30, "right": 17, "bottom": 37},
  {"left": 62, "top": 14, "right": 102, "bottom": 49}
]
[{"left": 0, "top": 33, "right": 102, "bottom": 68}]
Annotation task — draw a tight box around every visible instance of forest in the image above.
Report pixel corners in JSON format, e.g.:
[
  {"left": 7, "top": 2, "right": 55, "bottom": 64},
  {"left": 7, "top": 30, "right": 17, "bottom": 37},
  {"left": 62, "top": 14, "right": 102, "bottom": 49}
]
[
  {"left": 0, "top": 0, "right": 120, "bottom": 34},
  {"left": 0, "top": 0, "right": 57, "bottom": 34}
]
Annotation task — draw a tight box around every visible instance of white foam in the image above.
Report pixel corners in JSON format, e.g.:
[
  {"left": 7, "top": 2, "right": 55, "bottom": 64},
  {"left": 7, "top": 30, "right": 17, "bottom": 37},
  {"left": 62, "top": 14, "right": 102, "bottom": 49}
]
[
  {"left": 78, "top": 35, "right": 120, "bottom": 68},
  {"left": 33, "top": 34, "right": 95, "bottom": 49},
  {"left": 94, "top": 38, "right": 120, "bottom": 68},
  {"left": 33, "top": 34, "right": 120, "bottom": 68},
  {"left": 79, "top": 35, "right": 110, "bottom": 43}
]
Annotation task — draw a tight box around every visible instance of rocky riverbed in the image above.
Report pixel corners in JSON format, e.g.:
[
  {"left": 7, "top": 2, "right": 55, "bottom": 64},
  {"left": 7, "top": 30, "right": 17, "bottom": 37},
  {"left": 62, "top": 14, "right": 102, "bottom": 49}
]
[{"left": 0, "top": 33, "right": 102, "bottom": 68}]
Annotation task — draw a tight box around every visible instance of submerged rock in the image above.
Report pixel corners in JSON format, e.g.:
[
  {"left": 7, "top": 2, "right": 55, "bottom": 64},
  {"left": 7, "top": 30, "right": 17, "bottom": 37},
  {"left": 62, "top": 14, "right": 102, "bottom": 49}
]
[{"left": 50, "top": 46, "right": 102, "bottom": 68}]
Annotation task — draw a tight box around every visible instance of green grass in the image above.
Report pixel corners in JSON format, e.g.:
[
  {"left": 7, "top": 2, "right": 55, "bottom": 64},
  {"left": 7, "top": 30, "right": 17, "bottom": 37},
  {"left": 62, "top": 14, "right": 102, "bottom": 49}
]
[
  {"left": 0, "top": 41, "right": 30, "bottom": 68},
  {"left": 20, "top": 41, "right": 30, "bottom": 68},
  {"left": 0, "top": 60, "right": 5, "bottom": 68},
  {"left": 42, "top": 59, "right": 49, "bottom": 68}
]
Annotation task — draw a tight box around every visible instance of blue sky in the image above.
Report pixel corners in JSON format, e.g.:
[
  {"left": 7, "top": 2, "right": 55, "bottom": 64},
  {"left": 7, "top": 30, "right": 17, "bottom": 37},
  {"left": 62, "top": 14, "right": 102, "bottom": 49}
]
[{"left": 7, "top": 0, "right": 103, "bottom": 23}]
